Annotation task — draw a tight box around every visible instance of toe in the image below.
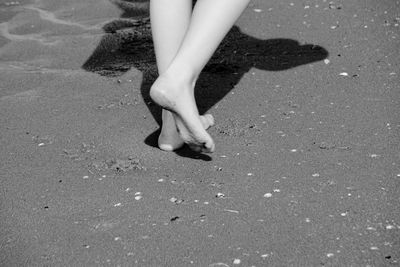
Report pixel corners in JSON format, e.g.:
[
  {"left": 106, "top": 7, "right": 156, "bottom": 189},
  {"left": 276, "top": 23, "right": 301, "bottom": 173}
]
[
  {"left": 203, "top": 114, "right": 215, "bottom": 127},
  {"left": 202, "top": 140, "right": 215, "bottom": 153}
]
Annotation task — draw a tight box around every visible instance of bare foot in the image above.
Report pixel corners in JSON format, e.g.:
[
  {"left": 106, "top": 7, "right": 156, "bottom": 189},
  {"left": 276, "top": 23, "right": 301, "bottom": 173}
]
[
  {"left": 150, "top": 74, "right": 215, "bottom": 153},
  {"left": 158, "top": 109, "right": 215, "bottom": 151}
]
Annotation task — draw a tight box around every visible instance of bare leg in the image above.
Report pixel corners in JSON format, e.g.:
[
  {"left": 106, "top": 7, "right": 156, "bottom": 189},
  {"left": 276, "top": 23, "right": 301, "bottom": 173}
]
[
  {"left": 150, "top": 0, "right": 214, "bottom": 151},
  {"left": 150, "top": 0, "right": 250, "bottom": 152}
]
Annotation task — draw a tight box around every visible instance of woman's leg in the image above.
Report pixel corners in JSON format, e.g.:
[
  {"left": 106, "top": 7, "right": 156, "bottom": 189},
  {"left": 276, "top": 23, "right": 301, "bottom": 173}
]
[
  {"left": 150, "top": 0, "right": 250, "bottom": 153},
  {"left": 150, "top": 0, "right": 214, "bottom": 151}
]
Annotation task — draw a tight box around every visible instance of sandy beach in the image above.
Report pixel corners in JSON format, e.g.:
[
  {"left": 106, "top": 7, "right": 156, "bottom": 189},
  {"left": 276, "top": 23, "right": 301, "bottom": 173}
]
[{"left": 1, "top": 0, "right": 399, "bottom": 266}]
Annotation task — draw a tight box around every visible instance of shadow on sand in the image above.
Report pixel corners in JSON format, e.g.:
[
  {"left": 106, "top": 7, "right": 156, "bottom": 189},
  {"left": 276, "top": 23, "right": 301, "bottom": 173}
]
[{"left": 82, "top": 0, "right": 329, "bottom": 159}]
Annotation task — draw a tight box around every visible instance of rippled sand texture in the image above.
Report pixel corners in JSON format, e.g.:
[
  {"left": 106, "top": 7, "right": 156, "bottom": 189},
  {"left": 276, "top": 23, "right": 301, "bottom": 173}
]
[
  {"left": 0, "top": 0, "right": 122, "bottom": 70},
  {"left": 0, "top": 0, "right": 149, "bottom": 98}
]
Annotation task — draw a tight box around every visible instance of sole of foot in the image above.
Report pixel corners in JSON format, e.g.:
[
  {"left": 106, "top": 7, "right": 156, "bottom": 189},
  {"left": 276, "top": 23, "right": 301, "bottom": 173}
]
[{"left": 150, "top": 75, "right": 215, "bottom": 153}]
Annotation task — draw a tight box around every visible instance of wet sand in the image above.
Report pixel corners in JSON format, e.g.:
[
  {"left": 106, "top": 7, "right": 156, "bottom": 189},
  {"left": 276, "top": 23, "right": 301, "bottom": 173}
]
[{"left": 1, "top": 0, "right": 399, "bottom": 266}]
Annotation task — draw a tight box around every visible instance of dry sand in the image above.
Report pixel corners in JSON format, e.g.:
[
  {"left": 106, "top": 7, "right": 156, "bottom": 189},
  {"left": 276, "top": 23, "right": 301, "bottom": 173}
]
[{"left": 1, "top": 0, "right": 399, "bottom": 266}]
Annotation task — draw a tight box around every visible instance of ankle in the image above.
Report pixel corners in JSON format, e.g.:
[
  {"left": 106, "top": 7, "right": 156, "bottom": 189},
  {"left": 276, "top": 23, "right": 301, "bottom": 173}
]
[{"left": 163, "top": 65, "right": 198, "bottom": 88}]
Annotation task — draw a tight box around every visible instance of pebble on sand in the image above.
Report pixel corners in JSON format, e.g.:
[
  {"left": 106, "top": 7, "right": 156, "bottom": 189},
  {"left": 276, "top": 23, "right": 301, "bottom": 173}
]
[
  {"left": 233, "top": 258, "right": 241, "bottom": 264},
  {"left": 170, "top": 197, "right": 184, "bottom": 204},
  {"left": 216, "top": 192, "right": 225, "bottom": 198},
  {"left": 209, "top": 263, "right": 229, "bottom": 267}
]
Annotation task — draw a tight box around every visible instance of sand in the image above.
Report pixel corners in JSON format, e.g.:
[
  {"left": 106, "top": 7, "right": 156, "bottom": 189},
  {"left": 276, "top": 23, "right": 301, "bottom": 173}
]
[{"left": 1, "top": 0, "right": 399, "bottom": 266}]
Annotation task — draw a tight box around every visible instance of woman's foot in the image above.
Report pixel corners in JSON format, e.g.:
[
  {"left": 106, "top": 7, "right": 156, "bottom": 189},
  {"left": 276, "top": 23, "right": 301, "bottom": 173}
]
[
  {"left": 158, "top": 109, "right": 215, "bottom": 151},
  {"left": 150, "top": 73, "right": 215, "bottom": 153}
]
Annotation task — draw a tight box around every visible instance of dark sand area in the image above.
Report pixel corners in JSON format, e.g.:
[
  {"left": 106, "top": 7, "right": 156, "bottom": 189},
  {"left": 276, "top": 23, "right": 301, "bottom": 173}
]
[{"left": 1, "top": 0, "right": 399, "bottom": 266}]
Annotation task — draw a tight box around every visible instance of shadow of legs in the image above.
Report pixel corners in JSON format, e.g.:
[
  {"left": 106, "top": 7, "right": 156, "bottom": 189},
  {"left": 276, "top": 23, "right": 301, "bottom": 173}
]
[{"left": 82, "top": 2, "right": 329, "bottom": 158}]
